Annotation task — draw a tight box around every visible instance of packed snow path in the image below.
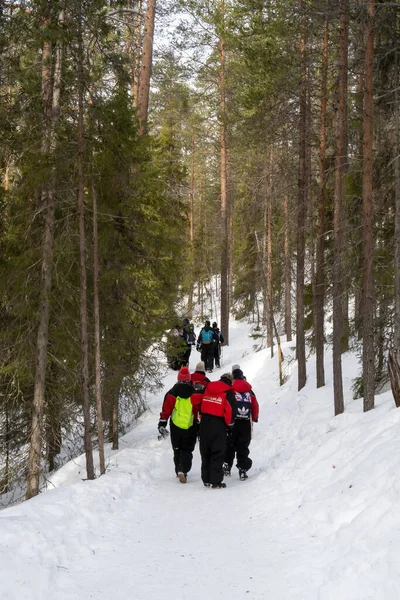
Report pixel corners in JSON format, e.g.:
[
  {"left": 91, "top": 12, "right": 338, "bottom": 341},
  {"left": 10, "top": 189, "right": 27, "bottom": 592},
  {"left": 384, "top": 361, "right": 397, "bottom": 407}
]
[{"left": 2, "top": 320, "right": 400, "bottom": 599}]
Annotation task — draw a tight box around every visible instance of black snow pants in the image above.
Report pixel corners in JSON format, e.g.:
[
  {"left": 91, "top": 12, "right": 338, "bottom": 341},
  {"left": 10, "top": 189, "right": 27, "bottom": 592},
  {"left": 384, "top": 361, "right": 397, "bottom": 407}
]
[
  {"left": 224, "top": 419, "right": 252, "bottom": 472},
  {"left": 199, "top": 414, "right": 227, "bottom": 485},
  {"left": 201, "top": 343, "right": 214, "bottom": 371},
  {"left": 170, "top": 420, "right": 197, "bottom": 475},
  {"left": 213, "top": 343, "right": 221, "bottom": 368},
  {"left": 182, "top": 345, "right": 192, "bottom": 366}
]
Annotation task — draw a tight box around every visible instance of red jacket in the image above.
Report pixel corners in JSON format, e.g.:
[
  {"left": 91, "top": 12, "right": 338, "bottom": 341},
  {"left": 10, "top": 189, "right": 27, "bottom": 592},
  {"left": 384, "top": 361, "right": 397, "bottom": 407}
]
[
  {"left": 160, "top": 381, "right": 203, "bottom": 422},
  {"left": 191, "top": 371, "right": 210, "bottom": 389},
  {"left": 232, "top": 378, "right": 259, "bottom": 421},
  {"left": 201, "top": 380, "right": 235, "bottom": 426}
]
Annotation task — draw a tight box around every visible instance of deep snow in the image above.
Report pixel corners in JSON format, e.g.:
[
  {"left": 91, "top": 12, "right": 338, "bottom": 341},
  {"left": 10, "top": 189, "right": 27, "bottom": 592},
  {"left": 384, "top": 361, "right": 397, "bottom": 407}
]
[{"left": 1, "top": 319, "right": 400, "bottom": 600}]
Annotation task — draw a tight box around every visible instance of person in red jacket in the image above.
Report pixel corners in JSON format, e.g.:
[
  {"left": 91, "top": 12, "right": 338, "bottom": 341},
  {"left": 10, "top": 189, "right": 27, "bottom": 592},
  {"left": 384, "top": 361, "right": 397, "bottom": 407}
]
[
  {"left": 190, "top": 361, "right": 210, "bottom": 392},
  {"left": 223, "top": 364, "right": 259, "bottom": 480},
  {"left": 199, "top": 373, "right": 236, "bottom": 489},
  {"left": 158, "top": 366, "right": 202, "bottom": 483}
]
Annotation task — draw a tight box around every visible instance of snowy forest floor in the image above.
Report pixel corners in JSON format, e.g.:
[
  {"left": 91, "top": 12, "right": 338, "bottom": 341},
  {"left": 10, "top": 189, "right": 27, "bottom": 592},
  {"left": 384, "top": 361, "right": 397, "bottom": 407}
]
[{"left": 2, "top": 319, "right": 400, "bottom": 599}]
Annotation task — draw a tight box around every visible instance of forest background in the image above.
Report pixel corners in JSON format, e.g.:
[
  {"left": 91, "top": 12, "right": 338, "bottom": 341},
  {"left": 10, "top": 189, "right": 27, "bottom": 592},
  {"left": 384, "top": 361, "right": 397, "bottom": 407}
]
[{"left": 1, "top": 0, "right": 399, "bottom": 506}]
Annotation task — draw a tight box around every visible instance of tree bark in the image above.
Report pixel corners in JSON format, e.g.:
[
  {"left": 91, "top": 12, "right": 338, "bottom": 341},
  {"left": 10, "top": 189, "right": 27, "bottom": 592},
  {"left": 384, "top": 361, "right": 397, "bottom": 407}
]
[
  {"left": 284, "top": 195, "right": 292, "bottom": 342},
  {"left": 26, "top": 7, "right": 65, "bottom": 499},
  {"left": 296, "top": 12, "right": 307, "bottom": 391},
  {"left": 112, "top": 390, "right": 119, "bottom": 450},
  {"left": 362, "top": 0, "right": 375, "bottom": 413},
  {"left": 137, "top": 0, "right": 156, "bottom": 135},
  {"left": 389, "top": 350, "right": 400, "bottom": 408},
  {"left": 389, "top": 9, "right": 400, "bottom": 407},
  {"left": 266, "top": 148, "right": 273, "bottom": 356},
  {"left": 315, "top": 12, "right": 329, "bottom": 389},
  {"left": 219, "top": 12, "right": 229, "bottom": 345},
  {"left": 77, "top": 3, "right": 94, "bottom": 479},
  {"left": 132, "top": 0, "right": 143, "bottom": 108},
  {"left": 187, "top": 141, "right": 195, "bottom": 318},
  {"left": 332, "top": 0, "right": 348, "bottom": 416},
  {"left": 92, "top": 182, "right": 105, "bottom": 475}
]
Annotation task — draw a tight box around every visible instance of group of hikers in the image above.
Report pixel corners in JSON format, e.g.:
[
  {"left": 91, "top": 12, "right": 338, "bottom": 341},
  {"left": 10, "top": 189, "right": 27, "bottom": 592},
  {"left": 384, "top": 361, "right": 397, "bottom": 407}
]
[
  {"left": 158, "top": 360, "right": 259, "bottom": 489},
  {"left": 166, "top": 318, "right": 224, "bottom": 373}
]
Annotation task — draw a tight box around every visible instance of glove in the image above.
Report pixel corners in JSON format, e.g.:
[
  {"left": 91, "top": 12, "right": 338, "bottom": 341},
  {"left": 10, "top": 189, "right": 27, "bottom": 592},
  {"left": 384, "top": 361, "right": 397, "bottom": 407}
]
[
  {"left": 253, "top": 418, "right": 258, "bottom": 423},
  {"left": 227, "top": 424, "right": 234, "bottom": 438},
  {"left": 196, "top": 345, "right": 201, "bottom": 352},
  {"left": 158, "top": 420, "right": 168, "bottom": 438}
]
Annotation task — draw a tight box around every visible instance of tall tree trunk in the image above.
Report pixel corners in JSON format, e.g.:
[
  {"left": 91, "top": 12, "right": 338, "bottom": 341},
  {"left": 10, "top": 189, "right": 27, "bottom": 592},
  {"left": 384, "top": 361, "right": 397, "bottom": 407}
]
[
  {"left": 126, "top": 0, "right": 142, "bottom": 107},
  {"left": 389, "top": 9, "right": 400, "bottom": 407},
  {"left": 26, "top": 7, "right": 65, "bottom": 499},
  {"left": 77, "top": 4, "right": 94, "bottom": 479},
  {"left": 362, "top": 0, "right": 375, "bottom": 413},
  {"left": 284, "top": 195, "right": 292, "bottom": 341},
  {"left": 137, "top": 0, "right": 156, "bottom": 135},
  {"left": 92, "top": 182, "right": 105, "bottom": 475},
  {"left": 354, "top": 35, "right": 366, "bottom": 341},
  {"left": 315, "top": 12, "right": 329, "bottom": 389},
  {"left": 266, "top": 149, "right": 273, "bottom": 356},
  {"left": 219, "top": 15, "right": 229, "bottom": 345},
  {"left": 112, "top": 390, "right": 119, "bottom": 450},
  {"left": 3, "top": 398, "right": 10, "bottom": 494},
  {"left": 45, "top": 365, "right": 61, "bottom": 473},
  {"left": 188, "top": 141, "right": 195, "bottom": 318},
  {"left": 296, "top": 12, "right": 307, "bottom": 391},
  {"left": 332, "top": 0, "right": 348, "bottom": 416},
  {"left": 132, "top": 0, "right": 143, "bottom": 108}
]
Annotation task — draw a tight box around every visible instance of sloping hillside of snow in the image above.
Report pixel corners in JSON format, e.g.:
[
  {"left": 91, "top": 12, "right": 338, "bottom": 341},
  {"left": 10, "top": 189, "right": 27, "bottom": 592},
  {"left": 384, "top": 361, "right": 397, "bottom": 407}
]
[{"left": 2, "top": 319, "right": 400, "bottom": 600}]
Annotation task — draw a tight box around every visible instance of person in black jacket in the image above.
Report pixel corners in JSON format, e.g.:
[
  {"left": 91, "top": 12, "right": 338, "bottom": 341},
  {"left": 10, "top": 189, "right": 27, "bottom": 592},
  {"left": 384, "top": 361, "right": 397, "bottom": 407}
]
[
  {"left": 182, "top": 318, "right": 196, "bottom": 366},
  {"left": 200, "top": 373, "right": 237, "bottom": 488},
  {"left": 197, "top": 320, "right": 218, "bottom": 373},
  {"left": 212, "top": 321, "right": 224, "bottom": 368}
]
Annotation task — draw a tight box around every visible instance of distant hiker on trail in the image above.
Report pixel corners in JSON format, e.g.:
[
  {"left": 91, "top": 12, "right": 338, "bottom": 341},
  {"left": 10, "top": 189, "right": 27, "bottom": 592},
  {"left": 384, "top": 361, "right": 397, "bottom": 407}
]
[
  {"left": 182, "top": 317, "right": 197, "bottom": 366},
  {"left": 166, "top": 324, "right": 187, "bottom": 370},
  {"left": 212, "top": 321, "right": 224, "bottom": 369},
  {"left": 191, "top": 361, "right": 210, "bottom": 392},
  {"left": 199, "top": 373, "right": 236, "bottom": 489},
  {"left": 197, "top": 320, "right": 218, "bottom": 373},
  {"left": 223, "top": 364, "right": 259, "bottom": 481},
  {"left": 158, "top": 367, "right": 202, "bottom": 484}
]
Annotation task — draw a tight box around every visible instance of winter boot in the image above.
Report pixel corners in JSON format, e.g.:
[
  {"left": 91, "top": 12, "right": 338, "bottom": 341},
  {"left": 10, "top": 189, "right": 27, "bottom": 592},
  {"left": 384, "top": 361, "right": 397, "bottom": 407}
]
[
  {"left": 177, "top": 472, "right": 187, "bottom": 484},
  {"left": 203, "top": 482, "right": 211, "bottom": 488},
  {"left": 211, "top": 482, "right": 227, "bottom": 489},
  {"left": 239, "top": 469, "right": 248, "bottom": 481},
  {"left": 223, "top": 463, "right": 231, "bottom": 476}
]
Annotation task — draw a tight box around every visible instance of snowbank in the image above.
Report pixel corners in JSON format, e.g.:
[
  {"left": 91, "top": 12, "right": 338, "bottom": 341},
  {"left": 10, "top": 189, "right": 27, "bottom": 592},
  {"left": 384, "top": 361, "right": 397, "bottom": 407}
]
[{"left": 1, "top": 319, "right": 400, "bottom": 599}]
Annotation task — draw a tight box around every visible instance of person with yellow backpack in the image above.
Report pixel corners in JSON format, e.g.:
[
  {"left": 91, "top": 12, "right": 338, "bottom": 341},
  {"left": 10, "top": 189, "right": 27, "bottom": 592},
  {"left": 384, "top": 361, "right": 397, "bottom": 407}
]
[{"left": 158, "top": 367, "right": 203, "bottom": 483}]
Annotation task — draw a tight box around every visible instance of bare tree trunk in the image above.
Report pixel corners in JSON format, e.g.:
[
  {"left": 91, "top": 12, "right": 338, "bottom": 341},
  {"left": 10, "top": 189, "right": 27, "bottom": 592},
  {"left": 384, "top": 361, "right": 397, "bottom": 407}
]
[
  {"left": 296, "top": 12, "right": 307, "bottom": 391},
  {"left": 92, "top": 182, "right": 105, "bottom": 475},
  {"left": 315, "top": 12, "right": 329, "bottom": 389},
  {"left": 362, "top": 0, "right": 375, "bottom": 413},
  {"left": 26, "top": 7, "right": 65, "bottom": 499},
  {"left": 4, "top": 399, "right": 10, "bottom": 494},
  {"left": 266, "top": 149, "right": 273, "bottom": 356},
  {"left": 112, "top": 395, "right": 119, "bottom": 450},
  {"left": 132, "top": 0, "right": 143, "bottom": 108},
  {"left": 219, "top": 13, "right": 229, "bottom": 345},
  {"left": 389, "top": 9, "right": 400, "bottom": 407},
  {"left": 126, "top": 0, "right": 142, "bottom": 107},
  {"left": 284, "top": 195, "right": 292, "bottom": 341},
  {"left": 354, "top": 38, "right": 366, "bottom": 341},
  {"left": 332, "top": 0, "right": 348, "bottom": 416},
  {"left": 188, "top": 141, "right": 195, "bottom": 318},
  {"left": 45, "top": 366, "right": 62, "bottom": 473},
  {"left": 137, "top": 0, "right": 156, "bottom": 135},
  {"left": 77, "top": 4, "right": 94, "bottom": 479}
]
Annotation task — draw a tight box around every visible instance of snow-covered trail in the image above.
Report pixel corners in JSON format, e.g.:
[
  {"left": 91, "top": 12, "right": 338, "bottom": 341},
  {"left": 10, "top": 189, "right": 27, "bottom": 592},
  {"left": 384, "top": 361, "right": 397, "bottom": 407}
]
[{"left": 2, "top": 320, "right": 400, "bottom": 599}]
